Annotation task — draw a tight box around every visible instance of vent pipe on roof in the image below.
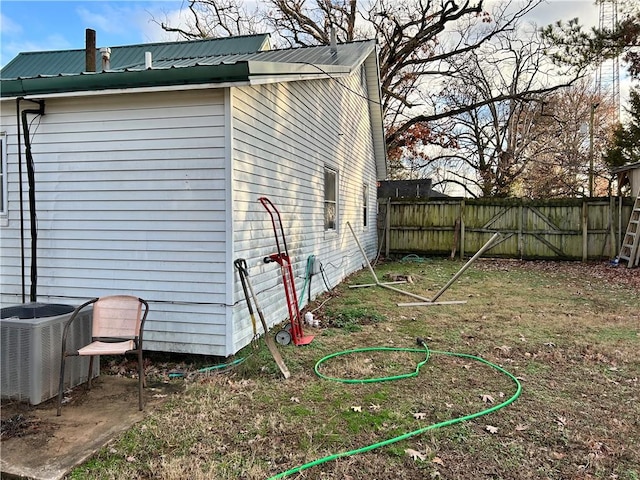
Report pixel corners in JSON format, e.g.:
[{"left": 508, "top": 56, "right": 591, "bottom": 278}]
[
  {"left": 85, "top": 29, "right": 96, "bottom": 72},
  {"left": 100, "top": 47, "right": 111, "bottom": 71},
  {"left": 330, "top": 27, "right": 337, "bottom": 55},
  {"left": 145, "top": 51, "right": 153, "bottom": 69}
]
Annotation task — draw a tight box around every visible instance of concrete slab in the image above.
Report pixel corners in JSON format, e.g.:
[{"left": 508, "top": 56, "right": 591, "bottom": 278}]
[{"left": 1, "top": 376, "right": 176, "bottom": 480}]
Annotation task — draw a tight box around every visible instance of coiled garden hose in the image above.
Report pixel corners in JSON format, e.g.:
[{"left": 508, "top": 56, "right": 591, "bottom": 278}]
[{"left": 268, "top": 340, "right": 521, "bottom": 479}]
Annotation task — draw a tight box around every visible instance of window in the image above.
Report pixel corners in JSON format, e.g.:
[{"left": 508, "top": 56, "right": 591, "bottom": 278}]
[
  {"left": 363, "top": 184, "right": 368, "bottom": 227},
  {"left": 324, "top": 167, "right": 337, "bottom": 231},
  {"left": 0, "top": 133, "right": 6, "bottom": 217}
]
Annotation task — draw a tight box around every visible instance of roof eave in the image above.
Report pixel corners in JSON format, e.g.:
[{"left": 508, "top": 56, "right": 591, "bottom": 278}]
[
  {"left": 246, "top": 60, "right": 351, "bottom": 76},
  {"left": 0, "top": 63, "right": 251, "bottom": 98},
  {"left": 612, "top": 161, "right": 640, "bottom": 174}
]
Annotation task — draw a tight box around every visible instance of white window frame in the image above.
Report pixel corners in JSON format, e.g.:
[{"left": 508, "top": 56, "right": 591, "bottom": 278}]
[
  {"left": 363, "top": 183, "right": 369, "bottom": 228},
  {"left": 324, "top": 166, "right": 338, "bottom": 232}
]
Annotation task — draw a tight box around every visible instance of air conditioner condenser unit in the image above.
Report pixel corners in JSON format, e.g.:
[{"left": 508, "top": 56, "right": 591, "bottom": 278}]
[{"left": 1, "top": 303, "right": 99, "bottom": 405}]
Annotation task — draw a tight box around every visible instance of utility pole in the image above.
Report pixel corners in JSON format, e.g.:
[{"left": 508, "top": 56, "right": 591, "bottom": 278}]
[{"left": 588, "top": 103, "right": 599, "bottom": 197}]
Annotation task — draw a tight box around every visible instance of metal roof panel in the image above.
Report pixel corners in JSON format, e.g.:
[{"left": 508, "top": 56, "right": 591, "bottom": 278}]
[{"left": 1, "top": 34, "right": 271, "bottom": 79}]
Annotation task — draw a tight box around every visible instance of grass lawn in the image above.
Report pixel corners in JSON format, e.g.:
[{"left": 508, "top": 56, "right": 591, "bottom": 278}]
[{"left": 69, "top": 258, "right": 639, "bottom": 480}]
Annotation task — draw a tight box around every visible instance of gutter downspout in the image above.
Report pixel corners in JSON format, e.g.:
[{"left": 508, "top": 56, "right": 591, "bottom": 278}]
[
  {"left": 20, "top": 100, "right": 45, "bottom": 302},
  {"left": 16, "top": 98, "right": 25, "bottom": 302}
]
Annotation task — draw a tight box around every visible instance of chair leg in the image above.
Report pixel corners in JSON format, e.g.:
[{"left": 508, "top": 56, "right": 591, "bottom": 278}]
[
  {"left": 57, "top": 354, "right": 67, "bottom": 416},
  {"left": 87, "top": 355, "right": 94, "bottom": 390},
  {"left": 138, "top": 350, "right": 144, "bottom": 411}
]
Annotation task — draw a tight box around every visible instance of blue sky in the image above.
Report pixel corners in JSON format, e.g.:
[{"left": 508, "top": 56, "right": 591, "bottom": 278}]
[
  {"left": 0, "top": 1, "right": 188, "bottom": 68},
  {"left": 0, "top": 0, "right": 599, "bottom": 70}
]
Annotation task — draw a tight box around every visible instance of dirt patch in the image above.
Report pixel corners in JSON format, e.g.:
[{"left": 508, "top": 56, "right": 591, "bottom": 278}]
[{"left": 1, "top": 368, "right": 183, "bottom": 480}]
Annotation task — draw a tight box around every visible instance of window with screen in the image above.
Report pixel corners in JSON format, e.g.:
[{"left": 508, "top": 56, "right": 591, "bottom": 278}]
[
  {"left": 324, "top": 167, "right": 337, "bottom": 231},
  {"left": 363, "top": 184, "right": 368, "bottom": 227}
]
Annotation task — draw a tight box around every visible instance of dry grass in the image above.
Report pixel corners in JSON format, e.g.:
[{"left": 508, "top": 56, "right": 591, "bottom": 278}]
[{"left": 68, "top": 258, "right": 640, "bottom": 480}]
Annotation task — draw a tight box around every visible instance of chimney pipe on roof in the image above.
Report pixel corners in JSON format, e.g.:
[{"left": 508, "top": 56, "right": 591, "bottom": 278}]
[
  {"left": 330, "top": 27, "right": 337, "bottom": 55},
  {"left": 100, "top": 47, "right": 111, "bottom": 71},
  {"left": 145, "top": 51, "right": 153, "bottom": 69},
  {"left": 85, "top": 28, "right": 96, "bottom": 72}
]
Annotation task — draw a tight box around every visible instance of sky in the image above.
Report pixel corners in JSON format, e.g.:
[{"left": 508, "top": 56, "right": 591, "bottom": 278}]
[
  {"left": 0, "top": 1, "right": 188, "bottom": 68},
  {"left": 0, "top": 0, "right": 629, "bottom": 106},
  {"left": 0, "top": 0, "right": 602, "bottom": 68}
]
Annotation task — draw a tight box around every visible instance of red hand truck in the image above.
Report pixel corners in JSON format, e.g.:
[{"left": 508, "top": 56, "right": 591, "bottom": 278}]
[{"left": 259, "top": 197, "right": 314, "bottom": 346}]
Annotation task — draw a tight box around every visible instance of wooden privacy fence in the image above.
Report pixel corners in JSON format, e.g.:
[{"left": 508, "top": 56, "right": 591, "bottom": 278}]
[{"left": 377, "top": 197, "right": 635, "bottom": 261}]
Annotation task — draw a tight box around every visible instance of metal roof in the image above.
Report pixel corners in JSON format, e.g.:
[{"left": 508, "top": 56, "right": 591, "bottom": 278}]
[
  {"left": 0, "top": 36, "right": 376, "bottom": 98},
  {"left": 0, "top": 35, "right": 385, "bottom": 179},
  {"left": 0, "top": 34, "right": 272, "bottom": 78}
]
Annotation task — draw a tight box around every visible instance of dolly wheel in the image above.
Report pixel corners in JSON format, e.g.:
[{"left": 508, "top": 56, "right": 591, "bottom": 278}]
[{"left": 275, "top": 330, "right": 292, "bottom": 345}]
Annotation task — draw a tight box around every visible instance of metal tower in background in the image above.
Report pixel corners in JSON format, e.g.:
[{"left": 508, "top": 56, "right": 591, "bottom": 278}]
[{"left": 596, "top": 0, "right": 620, "bottom": 121}]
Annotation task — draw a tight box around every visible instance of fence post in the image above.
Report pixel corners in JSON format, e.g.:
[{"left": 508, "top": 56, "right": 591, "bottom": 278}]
[
  {"left": 385, "top": 198, "right": 391, "bottom": 258},
  {"left": 460, "top": 199, "right": 465, "bottom": 260},
  {"left": 582, "top": 200, "right": 588, "bottom": 261},
  {"left": 609, "top": 196, "right": 616, "bottom": 259},
  {"left": 518, "top": 204, "right": 524, "bottom": 259}
]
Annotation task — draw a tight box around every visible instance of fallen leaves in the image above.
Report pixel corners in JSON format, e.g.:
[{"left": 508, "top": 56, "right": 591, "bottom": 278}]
[
  {"left": 495, "top": 345, "right": 512, "bottom": 356},
  {"left": 485, "top": 425, "right": 499, "bottom": 434},
  {"left": 405, "top": 448, "right": 426, "bottom": 461}
]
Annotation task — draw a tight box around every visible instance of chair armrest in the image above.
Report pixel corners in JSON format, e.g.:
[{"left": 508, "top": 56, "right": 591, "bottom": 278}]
[{"left": 60, "top": 298, "right": 98, "bottom": 356}]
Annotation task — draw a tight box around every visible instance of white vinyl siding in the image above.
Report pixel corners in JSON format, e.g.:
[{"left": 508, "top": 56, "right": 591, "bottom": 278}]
[
  {"left": 1, "top": 54, "right": 383, "bottom": 357},
  {"left": 0, "top": 90, "right": 230, "bottom": 355},
  {"left": 230, "top": 70, "right": 378, "bottom": 351}
]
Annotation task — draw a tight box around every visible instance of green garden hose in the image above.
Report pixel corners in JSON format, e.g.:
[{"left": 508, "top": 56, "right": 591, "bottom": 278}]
[
  {"left": 167, "top": 357, "right": 245, "bottom": 378},
  {"left": 268, "top": 341, "right": 521, "bottom": 479}
]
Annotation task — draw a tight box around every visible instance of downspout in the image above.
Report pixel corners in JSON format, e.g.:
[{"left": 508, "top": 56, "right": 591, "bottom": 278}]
[
  {"left": 16, "top": 98, "right": 25, "bottom": 302},
  {"left": 20, "top": 100, "right": 45, "bottom": 302}
]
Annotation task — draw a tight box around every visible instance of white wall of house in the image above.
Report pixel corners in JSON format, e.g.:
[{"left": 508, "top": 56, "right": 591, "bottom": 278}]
[
  {"left": 0, "top": 90, "right": 232, "bottom": 355},
  {"left": 1, "top": 63, "right": 382, "bottom": 357},
  {"left": 229, "top": 65, "right": 379, "bottom": 351},
  {"left": 631, "top": 168, "right": 640, "bottom": 196}
]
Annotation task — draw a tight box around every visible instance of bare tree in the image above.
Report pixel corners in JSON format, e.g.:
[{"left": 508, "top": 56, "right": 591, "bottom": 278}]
[
  {"left": 517, "top": 80, "right": 617, "bottom": 198},
  {"left": 157, "top": 0, "right": 264, "bottom": 38},
  {"left": 160, "top": 0, "right": 589, "bottom": 189},
  {"left": 415, "top": 26, "right": 597, "bottom": 197}
]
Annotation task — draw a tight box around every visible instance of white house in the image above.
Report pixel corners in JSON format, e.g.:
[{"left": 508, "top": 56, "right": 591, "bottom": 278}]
[{"left": 0, "top": 33, "right": 387, "bottom": 356}]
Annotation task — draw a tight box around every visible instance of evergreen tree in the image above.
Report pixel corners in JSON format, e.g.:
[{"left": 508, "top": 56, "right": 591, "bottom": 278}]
[{"left": 603, "top": 88, "right": 640, "bottom": 168}]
